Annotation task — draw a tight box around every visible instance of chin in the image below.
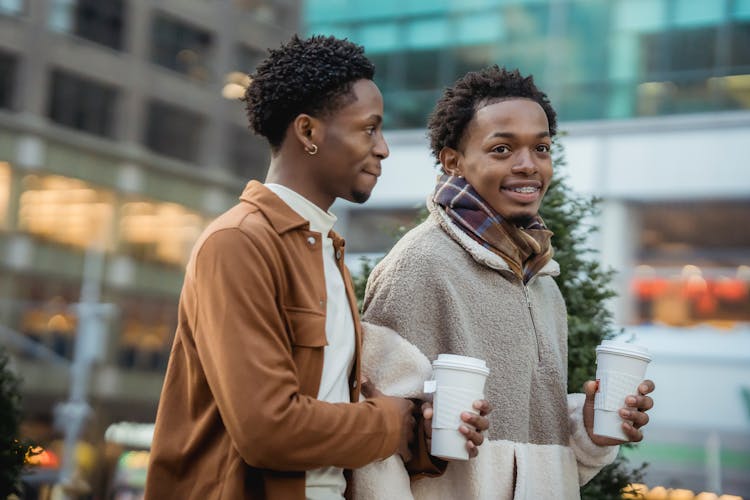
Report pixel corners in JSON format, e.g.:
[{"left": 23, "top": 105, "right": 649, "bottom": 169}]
[
  {"left": 506, "top": 212, "right": 537, "bottom": 227},
  {"left": 350, "top": 190, "right": 371, "bottom": 204}
]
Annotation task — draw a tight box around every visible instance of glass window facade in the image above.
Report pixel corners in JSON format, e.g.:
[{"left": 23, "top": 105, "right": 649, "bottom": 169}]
[
  {"left": 18, "top": 173, "right": 116, "bottom": 249},
  {"left": 13, "top": 166, "right": 208, "bottom": 266},
  {"left": 306, "top": 0, "right": 750, "bottom": 127},
  {"left": 227, "top": 124, "right": 270, "bottom": 181},
  {"left": 48, "top": 69, "right": 118, "bottom": 138},
  {"left": 119, "top": 199, "right": 206, "bottom": 266},
  {"left": 144, "top": 100, "right": 206, "bottom": 163},
  {"left": 48, "top": 0, "right": 125, "bottom": 50},
  {"left": 0, "top": 0, "right": 23, "bottom": 16},
  {"left": 0, "top": 50, "right": 15, "bottom": 110},
  {"left": 150, "top": 13, "right": 213, "bottom": 81}
]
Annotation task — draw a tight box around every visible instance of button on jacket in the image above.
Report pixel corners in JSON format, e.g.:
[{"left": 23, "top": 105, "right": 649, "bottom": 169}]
[{"left": 145, "top": 181, "right": 405, "bottom": 500}]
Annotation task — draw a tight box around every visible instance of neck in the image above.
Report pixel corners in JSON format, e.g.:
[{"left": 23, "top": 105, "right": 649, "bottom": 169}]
[{"left": 265, "top": 153, "right": 334, "bottom": 211}]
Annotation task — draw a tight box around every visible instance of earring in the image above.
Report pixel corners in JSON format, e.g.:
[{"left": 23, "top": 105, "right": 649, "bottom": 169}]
[{"left": 306, "top": 144, "right": 318, "bottom": 155}]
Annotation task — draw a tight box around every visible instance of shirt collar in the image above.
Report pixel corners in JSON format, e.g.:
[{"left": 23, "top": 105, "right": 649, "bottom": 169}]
[{"left": 264, "top": 183, "right": 338, "bottom": 236}]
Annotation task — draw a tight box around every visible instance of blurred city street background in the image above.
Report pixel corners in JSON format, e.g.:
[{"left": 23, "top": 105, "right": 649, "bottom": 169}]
[{"left": 0, "top": 0, "right": 748, "bottom": 499}]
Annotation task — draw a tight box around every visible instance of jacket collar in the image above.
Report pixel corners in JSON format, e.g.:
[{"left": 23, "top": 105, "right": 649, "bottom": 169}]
[
  {"left": 239, "top": 180, "right": 311, "bottom": 234},
  {"left": 239, "top": 181, "right": 346, "bottom": 249}
]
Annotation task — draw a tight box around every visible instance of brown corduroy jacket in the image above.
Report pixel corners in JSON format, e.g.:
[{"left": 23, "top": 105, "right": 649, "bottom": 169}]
[{"left": 144, "top": 181, "right": 436, "bottom": 499}]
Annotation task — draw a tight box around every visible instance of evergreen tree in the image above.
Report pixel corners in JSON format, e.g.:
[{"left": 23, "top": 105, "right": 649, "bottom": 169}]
[
  {"left": 0, "top": 347, "right": 31, "bottom": 497},
  {"left": 353, "top": 139, "right": 645, "bottom": 498}
]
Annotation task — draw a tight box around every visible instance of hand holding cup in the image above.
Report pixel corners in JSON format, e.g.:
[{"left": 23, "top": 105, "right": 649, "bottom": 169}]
[{"left": 584, "top": 340, "right": 655, "bottom": 444}]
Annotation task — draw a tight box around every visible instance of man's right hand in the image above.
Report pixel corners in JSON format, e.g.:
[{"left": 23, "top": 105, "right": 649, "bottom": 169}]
[{"left": 361, "top": 379, "right": 416, "bottom": 462}]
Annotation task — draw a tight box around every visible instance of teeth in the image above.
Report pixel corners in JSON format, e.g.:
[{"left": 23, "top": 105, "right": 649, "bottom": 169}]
[{"left": 511, "top": 186, "right": 537, "bottom": 193}]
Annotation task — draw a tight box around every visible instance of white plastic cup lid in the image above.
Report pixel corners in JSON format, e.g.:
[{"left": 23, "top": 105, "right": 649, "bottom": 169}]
[
  {"left": 595, "top": 340, "right": 651, "bottom": 363},
  {"left": 432, "top": 354, "right": 490, "bottom": 376}
]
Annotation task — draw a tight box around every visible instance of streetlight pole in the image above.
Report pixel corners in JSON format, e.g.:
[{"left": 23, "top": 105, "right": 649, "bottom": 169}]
[{"left": 55, "top": 240, "right": 112, "bottom": 498}]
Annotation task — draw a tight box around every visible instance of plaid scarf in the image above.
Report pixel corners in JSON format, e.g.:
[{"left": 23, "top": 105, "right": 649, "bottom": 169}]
[{"left": 433, "top": 174, "right": 553, "bottom": 283}]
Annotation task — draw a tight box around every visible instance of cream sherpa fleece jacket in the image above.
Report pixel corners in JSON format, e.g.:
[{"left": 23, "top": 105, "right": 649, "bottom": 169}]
[{"left": 353, "top": 200, "right": 618, "bottom": 500}]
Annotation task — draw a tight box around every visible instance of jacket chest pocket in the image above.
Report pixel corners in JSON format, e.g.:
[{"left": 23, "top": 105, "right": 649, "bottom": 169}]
[{"left": 284, "top": 307, "right": 328, "bottom": 397}]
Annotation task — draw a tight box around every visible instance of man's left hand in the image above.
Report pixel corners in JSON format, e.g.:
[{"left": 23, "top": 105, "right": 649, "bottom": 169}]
[
  {"left": 422, "top": 399, "right": 492, "bottom": 458},
  {"left": 583, "top": 379, "right": 655, "bottom": 446}
]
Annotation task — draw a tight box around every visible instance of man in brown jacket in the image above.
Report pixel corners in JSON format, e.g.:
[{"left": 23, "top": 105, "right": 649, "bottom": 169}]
[{"left": 145, "top": 35, "right": 489, "bottom": 500}]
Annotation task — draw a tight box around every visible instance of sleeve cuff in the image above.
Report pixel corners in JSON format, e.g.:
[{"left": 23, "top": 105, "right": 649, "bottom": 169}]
[{"left": 567, "top": 393, "right": 620, "bottom": 464}]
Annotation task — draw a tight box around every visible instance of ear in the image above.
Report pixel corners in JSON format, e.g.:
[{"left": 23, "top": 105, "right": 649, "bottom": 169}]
[
  {"left": 439, "top": 147, "right": 463, "bottom": 177},
  {"left": 291, "top": 114, "right": 322, "bottom": 152}
]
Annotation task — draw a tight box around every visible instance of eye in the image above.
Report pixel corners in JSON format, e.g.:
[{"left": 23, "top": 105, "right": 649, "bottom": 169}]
[
  {"left": 492, "top": 145, "right": 510, "bottom": 154},
  {"left": 365, "top": 126, "right": 376, "bottom": 136},
  {"left": 536, "top": 144, "right": 551, "bottom": 153}
]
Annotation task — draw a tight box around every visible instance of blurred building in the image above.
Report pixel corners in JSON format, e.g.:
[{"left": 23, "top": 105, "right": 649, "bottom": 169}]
[
  {"left": 0, "top": 0, "right": 297, "bottom": 446},
  {"left": 307, "top": 0, "right": 750, "bottom": 496}
]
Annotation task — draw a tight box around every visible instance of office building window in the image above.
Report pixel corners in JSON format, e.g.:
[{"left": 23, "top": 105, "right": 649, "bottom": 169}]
[
  {"left": 151, "top": 13, "right": 213, "bottom": 81},
  {"left": 48, "top": 0, "right": 125, "bottom": 50},
  {"left": 48, "top": 69, "right": 118, "bottom": 138},
  {"left": 119, "top": 199, "right": 206, "bottom": 266},
  {"left": 74, "top": 0, "right": 125, "bottom": 50},
  {"left": 0, "top": 0, "right": 23, "bottom": 16},
  {"left": 17, "top": 278, "right": 80, "bottom": 361},
  {"left": 235, "top": 44, "right": 265, "bottom": 74},
  {"left": 730, "top": 22, "right": 750, "bottom": 66},
  {"left": 642, "top": 26, "right": 718, "bottom": 77},
  {"left": 18, "top": 174, "right": 115, "bottom": 250},
  {"left": 0, "top": 51, "right": 16, "bottom": 110},
  {"left": 404, "top": 50, "right": 441, "bottom": 91},
  {"left": 144, "top": 100, "right": 205, "bottom": 163},
  {"left": 227, "top": 124, "right": 269, "bottom": 180},
  {"left": 117, "top": 297, "right": 175, "bottom": 371}
]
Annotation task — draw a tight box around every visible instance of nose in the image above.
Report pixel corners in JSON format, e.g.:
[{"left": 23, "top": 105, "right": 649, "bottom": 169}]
[
  {"left": 511, "top": 148, "right": 537, "bottom": 174},
  {"left": 374, "top": 132, "right": 389, "bottom": 159}
]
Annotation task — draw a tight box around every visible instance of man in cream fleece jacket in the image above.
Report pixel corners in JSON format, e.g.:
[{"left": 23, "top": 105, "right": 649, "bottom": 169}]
[{"left": 354, "top": 67, "right": 655, "bottom": 499}]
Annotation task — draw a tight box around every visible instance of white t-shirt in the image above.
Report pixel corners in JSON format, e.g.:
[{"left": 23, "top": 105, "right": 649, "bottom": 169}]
[{"left": 265, "top": 184, "right": 355, "bottom": 500}]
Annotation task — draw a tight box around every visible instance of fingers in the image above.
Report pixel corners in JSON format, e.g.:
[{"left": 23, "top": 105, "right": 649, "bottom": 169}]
[
  {"left": 459, "top": 424, "right": 484, "bottom": 446},
  {"left": 421, "top": 401, "right": 433, "bottom": 439},
  {"left": 472, "top": 399, "right": 492, "bottom": 417},
  {"left": 625, "top": 394, "right": 654, "bottom": 413},
  {"left": 360, "top": 379, "right": 383, "bottom": 399},
  {"left": 619, "top": 407, "right": 650, "bottom": 429},
  {"left": 461, "top": 411, "right": 489, "bottom": 432},
  {"left": 623, "top": 380, "right": 655, "bottom": 409},
  {"left": 638, "top": 380, "right": 655, "bottom": 395},
  {"left": 583, "top": 380, "right": 598, "bottom": 399},
  {"left": 421, "top": 401, "right": 433, "bottom": 420},
  {"left": 460, "top": 411, "right": 486, "bottom": 457},
  {"left": 460, "top": 423, "right": 484, "bottom": 456},
  {"left": 620, "top": 420, "right": 644, "bottom": 443}
]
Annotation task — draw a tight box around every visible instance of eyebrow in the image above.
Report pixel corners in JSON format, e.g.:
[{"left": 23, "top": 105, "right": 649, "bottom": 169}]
[
  {"left": 367, "top": 114, "right": 383, "bottom": 125},
  {"left": 489, "top": 131, "right": 550, "bottom": 139}
]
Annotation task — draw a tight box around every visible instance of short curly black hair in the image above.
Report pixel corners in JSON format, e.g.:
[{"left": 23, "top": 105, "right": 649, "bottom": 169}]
[
  {"left": 427, "top": 66, "right": 557, "bottom": 166},
  {"left": 244, "top": 34, "right": 375, "bottom": 150}
]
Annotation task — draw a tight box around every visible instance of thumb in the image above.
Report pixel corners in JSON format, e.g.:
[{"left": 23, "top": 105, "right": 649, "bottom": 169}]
[
  {"left": 583, "top": 380, "right": 598, "bottom": 401},
  {"left": 361, "top": 379, "right": 384, "bottom": 399}
]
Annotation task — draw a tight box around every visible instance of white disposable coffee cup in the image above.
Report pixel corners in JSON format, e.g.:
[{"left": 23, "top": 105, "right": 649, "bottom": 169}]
[
  {"left": 423, "top": 354, "right": 489, "bottom": 460},
  {"left": 593, "top": 340, "right": 652, "bottom": 441}
]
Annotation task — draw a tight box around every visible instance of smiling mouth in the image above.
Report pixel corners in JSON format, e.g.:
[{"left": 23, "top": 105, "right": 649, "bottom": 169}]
[{"left": 504, "top": 186, "right": 540, "bottom": 194}]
